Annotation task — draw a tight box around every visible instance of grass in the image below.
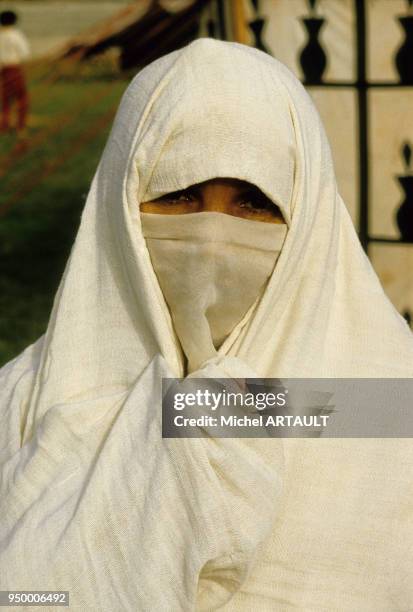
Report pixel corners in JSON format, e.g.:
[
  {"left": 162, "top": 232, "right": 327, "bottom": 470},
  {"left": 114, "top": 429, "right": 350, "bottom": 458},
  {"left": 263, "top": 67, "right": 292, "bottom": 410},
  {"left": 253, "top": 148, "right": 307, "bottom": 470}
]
[{"left": 0, "top": 62, "right": 129, "bottom": 366}]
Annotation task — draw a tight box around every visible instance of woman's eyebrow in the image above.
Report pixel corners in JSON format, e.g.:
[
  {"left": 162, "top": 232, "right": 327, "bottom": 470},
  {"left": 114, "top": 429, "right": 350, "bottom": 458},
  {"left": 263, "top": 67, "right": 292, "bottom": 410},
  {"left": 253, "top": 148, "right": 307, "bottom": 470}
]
[
  {"left": 236, "top": 187, "right": 263, "bottom": 197},
  {"left": 235, "top": 187, "right": 273, "bottom": 202},
  {"left": 157, "top": 186, "right": 199, "bottom": 199}
]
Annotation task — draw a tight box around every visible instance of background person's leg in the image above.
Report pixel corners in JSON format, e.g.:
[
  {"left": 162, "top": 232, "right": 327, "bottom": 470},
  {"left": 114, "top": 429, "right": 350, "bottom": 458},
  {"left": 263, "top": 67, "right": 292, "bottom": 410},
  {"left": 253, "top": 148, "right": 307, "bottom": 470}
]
[
  {"left": 0, "top": 69, "right": 12, "bottom": 131},
  {"left": 16, "top": 81, "right": 29, "bottom": 131}
]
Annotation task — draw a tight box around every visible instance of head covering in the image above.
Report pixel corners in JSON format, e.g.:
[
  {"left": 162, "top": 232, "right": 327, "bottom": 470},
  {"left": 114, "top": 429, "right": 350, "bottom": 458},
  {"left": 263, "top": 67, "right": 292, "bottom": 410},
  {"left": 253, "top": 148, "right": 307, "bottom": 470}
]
[{"left": 1, "top": 39, "right": 412, "bottom": 610}]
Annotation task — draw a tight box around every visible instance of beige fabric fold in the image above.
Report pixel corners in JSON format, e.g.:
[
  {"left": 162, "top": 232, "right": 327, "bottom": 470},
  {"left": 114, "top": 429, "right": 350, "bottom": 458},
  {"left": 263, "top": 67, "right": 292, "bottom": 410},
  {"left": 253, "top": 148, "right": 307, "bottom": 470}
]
[
  {"left": 141, "top": 211, "right": 287, "bottom": 371},
  {"left": 0, "top": 38, "right": 413, "bottom": 611}
]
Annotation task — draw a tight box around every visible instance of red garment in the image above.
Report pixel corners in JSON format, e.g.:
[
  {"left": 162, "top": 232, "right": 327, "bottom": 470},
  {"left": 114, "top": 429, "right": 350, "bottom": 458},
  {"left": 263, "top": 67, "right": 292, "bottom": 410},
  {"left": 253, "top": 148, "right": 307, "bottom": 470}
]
[{"left": 1, "top": 65, "right": 29, "bottom": 130}]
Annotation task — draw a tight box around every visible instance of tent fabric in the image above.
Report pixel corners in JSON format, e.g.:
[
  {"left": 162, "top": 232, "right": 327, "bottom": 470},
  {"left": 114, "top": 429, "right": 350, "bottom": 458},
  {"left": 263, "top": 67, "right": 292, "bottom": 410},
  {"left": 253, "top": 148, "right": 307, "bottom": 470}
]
[{"left": 1, "top": 38, "right": 413, "bottom": 610}]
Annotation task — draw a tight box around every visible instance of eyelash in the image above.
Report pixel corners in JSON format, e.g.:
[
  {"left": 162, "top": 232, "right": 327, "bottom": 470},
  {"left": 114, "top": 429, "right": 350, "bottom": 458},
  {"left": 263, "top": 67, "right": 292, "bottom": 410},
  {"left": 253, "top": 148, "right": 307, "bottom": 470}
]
[
  {"left": 158, "top": 191, "right": 273, "bottom": 212},
  {"left": 161, "top": 193, "right": 196, "bottom": 204},
  {"left": 238, "top": 198, "right": 271, "bottom": 212}
]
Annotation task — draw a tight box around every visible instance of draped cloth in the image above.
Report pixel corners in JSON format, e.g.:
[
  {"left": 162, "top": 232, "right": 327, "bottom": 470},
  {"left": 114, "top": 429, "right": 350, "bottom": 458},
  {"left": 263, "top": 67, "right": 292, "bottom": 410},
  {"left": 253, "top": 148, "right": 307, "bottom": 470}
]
[{"left": 1, "top": 39, "right": 412, "bottom": 610}]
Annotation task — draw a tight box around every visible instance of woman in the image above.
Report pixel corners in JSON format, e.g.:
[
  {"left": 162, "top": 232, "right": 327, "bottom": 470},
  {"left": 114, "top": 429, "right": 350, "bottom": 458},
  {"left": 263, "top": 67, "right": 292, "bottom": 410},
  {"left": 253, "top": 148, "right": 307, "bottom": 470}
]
[{"left": 1, "top": 38, "right": 412, "bottom": 610}]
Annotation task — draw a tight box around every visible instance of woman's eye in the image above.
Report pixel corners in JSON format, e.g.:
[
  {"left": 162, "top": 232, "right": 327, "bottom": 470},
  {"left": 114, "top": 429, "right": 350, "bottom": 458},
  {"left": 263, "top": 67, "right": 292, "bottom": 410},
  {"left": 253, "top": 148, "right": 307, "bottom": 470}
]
[
  {"left": 159, "top": 191, "right": 196, "bottom": 204},
  {"left": 238, "top": 197, "right": 271, "bottom": 212}
]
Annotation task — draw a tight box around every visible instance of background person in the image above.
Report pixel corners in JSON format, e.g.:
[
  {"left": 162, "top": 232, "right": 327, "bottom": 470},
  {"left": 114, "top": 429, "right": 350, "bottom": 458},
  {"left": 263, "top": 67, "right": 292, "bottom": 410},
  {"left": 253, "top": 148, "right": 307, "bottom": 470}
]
[{"left": 0, "top": 9, "right": 30, "bottom": 135}]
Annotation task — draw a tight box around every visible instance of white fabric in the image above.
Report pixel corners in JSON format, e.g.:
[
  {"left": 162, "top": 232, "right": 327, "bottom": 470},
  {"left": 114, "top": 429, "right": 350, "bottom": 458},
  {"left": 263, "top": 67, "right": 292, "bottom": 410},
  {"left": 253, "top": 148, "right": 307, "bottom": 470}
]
[
  {"left": 0, "top": 27, "right": 30, "bottom": 66},
  {"left": 0, "top": 38, "right": 413, "bottom": 611},
  {"left": 141, "top": 211, "right": 287, "bottom": 371}
]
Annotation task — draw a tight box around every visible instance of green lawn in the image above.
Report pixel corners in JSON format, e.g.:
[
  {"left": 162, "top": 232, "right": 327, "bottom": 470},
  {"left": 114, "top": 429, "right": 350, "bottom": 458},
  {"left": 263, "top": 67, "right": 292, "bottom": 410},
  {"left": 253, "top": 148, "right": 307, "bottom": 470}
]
[{"left": 0, "top": 66, "right": 129, "bottom": 366}]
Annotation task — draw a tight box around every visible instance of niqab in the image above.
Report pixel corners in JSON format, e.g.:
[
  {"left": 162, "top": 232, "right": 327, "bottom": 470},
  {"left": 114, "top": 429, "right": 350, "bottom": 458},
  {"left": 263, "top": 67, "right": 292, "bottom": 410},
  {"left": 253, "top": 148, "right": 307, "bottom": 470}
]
[{"left": 141, "top": 211, "right": 287, "bottom": 371}]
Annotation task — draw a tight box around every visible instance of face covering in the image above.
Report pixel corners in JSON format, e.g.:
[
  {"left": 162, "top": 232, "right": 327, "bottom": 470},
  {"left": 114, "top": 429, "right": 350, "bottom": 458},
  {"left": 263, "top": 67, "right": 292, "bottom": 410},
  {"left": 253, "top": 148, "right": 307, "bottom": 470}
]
[{"left": 141, "top": 211, "right": 287, "bottom": 372}]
